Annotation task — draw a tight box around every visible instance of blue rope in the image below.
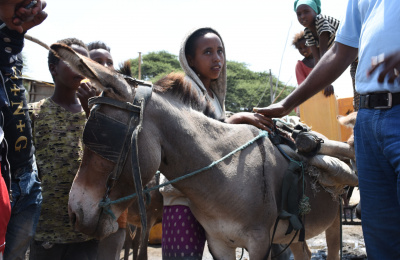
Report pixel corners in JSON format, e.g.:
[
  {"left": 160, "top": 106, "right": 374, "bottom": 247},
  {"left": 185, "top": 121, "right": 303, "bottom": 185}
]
[{"left": 99, "top": 130, "right": 269, "bottom": 211}]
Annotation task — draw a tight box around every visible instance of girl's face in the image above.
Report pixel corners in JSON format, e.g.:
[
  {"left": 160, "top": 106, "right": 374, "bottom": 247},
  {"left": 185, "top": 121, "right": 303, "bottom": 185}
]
[
  {"left": 296, "top": 4, "right": 317, "bottom": 28},
  {"left": 187, "top": 32, "right": 224, "bottom": 88},
  {"left": 296, "top": 39, "right": 312, "bottom": 58},
  {"left": 89, "top": 49, "right": 114, "bottom": 70}
]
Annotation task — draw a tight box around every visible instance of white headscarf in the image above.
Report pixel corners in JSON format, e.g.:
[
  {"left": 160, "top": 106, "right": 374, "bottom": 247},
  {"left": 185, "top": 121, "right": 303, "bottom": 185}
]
[{"left": 179, "top": 27, "right": 227, "bottom": 120}]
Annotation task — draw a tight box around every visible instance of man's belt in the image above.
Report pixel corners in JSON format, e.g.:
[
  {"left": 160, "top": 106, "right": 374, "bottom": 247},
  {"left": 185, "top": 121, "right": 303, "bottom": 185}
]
[{"left": 359, "top": 92, "right": 400, "bottom": 109}]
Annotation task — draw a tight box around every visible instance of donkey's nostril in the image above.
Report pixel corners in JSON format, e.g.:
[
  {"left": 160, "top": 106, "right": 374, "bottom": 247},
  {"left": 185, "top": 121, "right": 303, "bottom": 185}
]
[{"left": 70, "top": 212, "right": 77, "bottom": 227}]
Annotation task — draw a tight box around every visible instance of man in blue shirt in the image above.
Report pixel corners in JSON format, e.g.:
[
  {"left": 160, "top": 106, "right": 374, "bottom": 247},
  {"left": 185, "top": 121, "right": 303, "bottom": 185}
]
[{"left": 255, "top": 0, "right": 400, "bottom": 259}]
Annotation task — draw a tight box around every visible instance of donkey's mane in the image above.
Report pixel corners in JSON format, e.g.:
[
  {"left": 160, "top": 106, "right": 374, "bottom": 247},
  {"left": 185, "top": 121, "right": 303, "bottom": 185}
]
[{"left": 154, "top": 72, "right": 216, "bottom": 118}]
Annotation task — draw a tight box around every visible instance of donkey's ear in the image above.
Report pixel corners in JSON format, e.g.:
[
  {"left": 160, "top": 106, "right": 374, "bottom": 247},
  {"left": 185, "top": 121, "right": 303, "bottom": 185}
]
[
  {"left": 50, "top": 43, "right": 97, "bottom": 83},
  {"left": 50, "top": 43, "right": 132, "bottom": 101}
]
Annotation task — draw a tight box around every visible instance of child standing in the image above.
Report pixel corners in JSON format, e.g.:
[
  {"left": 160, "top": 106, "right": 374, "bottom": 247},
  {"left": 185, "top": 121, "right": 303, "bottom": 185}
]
[
  {"left": 293, "top": 31, "right": 314, "bottom": 85},
  {"left": 293, "top": 1, "right": 341, "bottom": 140},
  {"left": 295, "top": 0, "right": 339, "bottom": 97},
  {"left": 295, "top": 0, "right": 339, "bottom": 64},
  {"left": 28, "top": 38, "right": 98, "bottom": 260}
]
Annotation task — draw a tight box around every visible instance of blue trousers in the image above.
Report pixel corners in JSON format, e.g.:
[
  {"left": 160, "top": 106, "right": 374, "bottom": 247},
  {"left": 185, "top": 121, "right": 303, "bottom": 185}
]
[
  {"left": 355, "top": 107, "right": 400, "bottom": 260},
  {"left": 4, "top": 159, "right": 42, "bottom": 260}
]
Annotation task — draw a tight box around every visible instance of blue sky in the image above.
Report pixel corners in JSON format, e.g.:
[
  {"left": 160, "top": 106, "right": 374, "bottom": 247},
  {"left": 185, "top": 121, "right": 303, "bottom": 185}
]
[{"left": 22, "top": 0, "right": 354, "bottom": 98}]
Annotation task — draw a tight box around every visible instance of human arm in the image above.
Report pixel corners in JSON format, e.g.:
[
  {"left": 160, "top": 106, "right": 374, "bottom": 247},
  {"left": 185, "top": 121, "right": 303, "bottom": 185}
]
[
  {"left": 225, "top": 112, "right": 274, "bottom": 132},
  {"left": 253, "top": 42, "right": 358, "bottom": 118},
  {"left": 318, "top": 31, "right": 330, "bottom": 61},
  {"left": 367, "top": 51, "right": 400, "bottom": 84},
  {"left": 318, "top": 32, "right": 335, "bottom": 97},
  {"left": 0, "top": 0, "right": 47, "bottom": 33},
  {"left": 310, "top": 45, "right": 320, "bottom": 65}
]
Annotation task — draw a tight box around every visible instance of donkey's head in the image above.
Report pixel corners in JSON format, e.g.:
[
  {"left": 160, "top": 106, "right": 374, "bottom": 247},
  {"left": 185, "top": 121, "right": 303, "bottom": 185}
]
[
  {"left": 50, "top": 43, "right": 134, "bottom": 101},
  {"left": 51, "top": 44, "right": 146, "bottom": 238}
]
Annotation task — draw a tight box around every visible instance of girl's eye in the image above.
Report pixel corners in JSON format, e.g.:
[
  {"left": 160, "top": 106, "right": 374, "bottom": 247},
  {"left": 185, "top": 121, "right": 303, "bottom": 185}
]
[{"left": 218, "top": 50, "right": 223, "bottom": 54}]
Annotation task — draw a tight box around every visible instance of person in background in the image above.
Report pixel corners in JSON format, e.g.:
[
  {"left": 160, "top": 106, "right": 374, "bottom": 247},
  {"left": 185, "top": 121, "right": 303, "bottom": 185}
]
[
  {"left": 293, "top": 0, "right": 341, "bottom": 140},
  {"left": 292, "top": 31, "right": 314, "bottom": 117},
  {"left": 0, "top": 1, "right": 47, "bottom": 259},
  {"left": 292, "top": 30, "right": 339, "bottom": 140},
  {"left": 160, "top": 27, "right": 273, "bottom": 260},
  {"left": 28, "top": 38, "right": 98, "bottom": 260},
  {"left": 0, "top": 150, "right": 11, "bottom": 260},
  {"left": 88, "top": 41, "right": 114, "bottom": 69},
  {"left": 0, "top": 120, "right": 11, "bottom": 260},
  {"left": 254, "top": 0, "right": 400, "bottom": 258},
  {"left": 87, "top": 40, "right": 127, "bottom": 260},
  {"left": 293, "top": 31, "right": 314, "bottom": 85},
  {"left": 295, "top": 0, "right": 338, "bottom": 68}
]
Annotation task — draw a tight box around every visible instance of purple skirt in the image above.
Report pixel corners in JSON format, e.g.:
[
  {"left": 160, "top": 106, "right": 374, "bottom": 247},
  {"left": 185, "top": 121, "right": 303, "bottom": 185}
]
[{"left": 162, "top": 205, "right": 206, "bottom": 259}]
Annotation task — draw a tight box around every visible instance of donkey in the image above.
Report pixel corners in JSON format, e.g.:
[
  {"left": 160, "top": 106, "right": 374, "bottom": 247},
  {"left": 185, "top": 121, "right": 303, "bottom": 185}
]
[
  {"left": 54, "top": 44, "right": 354, "bottom": 260},
  {"left": 124, "top": 176, "right": 163, "bottom": 260}
]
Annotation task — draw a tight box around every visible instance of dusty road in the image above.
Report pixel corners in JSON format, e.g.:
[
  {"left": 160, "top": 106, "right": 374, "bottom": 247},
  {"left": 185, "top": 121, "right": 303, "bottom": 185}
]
[{"left": 121, "top": 225, "right": 366, "bottom": 260}]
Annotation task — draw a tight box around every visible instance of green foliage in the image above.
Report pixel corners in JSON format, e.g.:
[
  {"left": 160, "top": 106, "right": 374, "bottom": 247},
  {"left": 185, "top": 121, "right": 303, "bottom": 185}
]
[
  {"left": 126, "top": 51, "right": 182, "bottom": 82},
  {"left": 126, "top": 51, "right": 295, "bottom": 113},
  {"left": 226, "top": 61, "right": 294, "bottom": 113}
]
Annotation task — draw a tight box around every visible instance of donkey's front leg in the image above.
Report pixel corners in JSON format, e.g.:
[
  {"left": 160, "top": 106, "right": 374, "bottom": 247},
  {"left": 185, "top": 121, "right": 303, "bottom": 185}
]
[
  {"left": 207, "top": 237, "right": 236, "bottom": 260},
  {"left": 290, "top": 242, "right": 312, "bottom": 260}
]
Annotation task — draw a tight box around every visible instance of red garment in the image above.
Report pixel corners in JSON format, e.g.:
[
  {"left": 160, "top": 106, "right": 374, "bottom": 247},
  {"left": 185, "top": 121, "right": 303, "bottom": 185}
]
[
  {"left": 0, "top": 162, "right": 11, "bottom": 254},
  {"left": 295, "top": 60, "right": 313, "bottom": 85},
  {"left": 294, "top": 60, "right": 313, "bottom": 115}
]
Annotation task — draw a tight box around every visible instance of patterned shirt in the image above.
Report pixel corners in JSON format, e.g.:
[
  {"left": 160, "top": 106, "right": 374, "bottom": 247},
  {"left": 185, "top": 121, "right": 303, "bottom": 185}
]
[
  {"left": 29, "top": 98, "right": 91, "bottom": 243},
  {"left": 304, "top": 14, "right": 340, "bottom": 49}
]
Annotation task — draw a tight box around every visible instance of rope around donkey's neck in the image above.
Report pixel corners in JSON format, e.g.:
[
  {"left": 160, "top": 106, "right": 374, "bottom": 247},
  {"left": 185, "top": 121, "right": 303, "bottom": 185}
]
[{"left": 99, "top": 130, "right": 269, "bottom": 210}]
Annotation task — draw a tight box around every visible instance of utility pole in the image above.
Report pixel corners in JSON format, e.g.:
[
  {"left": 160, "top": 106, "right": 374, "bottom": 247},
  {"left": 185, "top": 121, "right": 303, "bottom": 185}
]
[
  {"left": 269, "top": 69, "right": 274, "bottom": 103},
  {"left": 138, "top": 52, "right": 142, "bottom": 80}
]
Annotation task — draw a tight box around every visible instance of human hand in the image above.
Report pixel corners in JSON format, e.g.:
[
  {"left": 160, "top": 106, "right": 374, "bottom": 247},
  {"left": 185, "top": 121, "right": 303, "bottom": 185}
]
[
  {"left": 226, "top": 112, "right": 274, "bottom": 132},
  {"left": 367, "top": 52, "right": 400, "bottom": 84},
  {"left": 0, "top": 0, "right": 47, "bottom": 33},
  {"left": 77, "top": 80, "right": 97, "bottom": 117},
  {"left": 253, "top": 101, "right": 291, "bottom": 119},
  {"left": 323, "top": 85, "right": 334, "bottom": 97}
]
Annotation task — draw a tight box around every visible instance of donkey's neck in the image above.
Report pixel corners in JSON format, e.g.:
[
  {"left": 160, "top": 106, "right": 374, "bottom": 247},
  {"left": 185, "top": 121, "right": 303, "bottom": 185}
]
[{"left": 147, "top": 93, "right": 259, "bottom": 194}]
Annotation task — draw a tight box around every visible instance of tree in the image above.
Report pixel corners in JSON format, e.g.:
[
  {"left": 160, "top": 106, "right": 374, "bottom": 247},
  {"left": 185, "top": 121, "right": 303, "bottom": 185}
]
[
  {"left": 226, "top": 61, "right": 294, "bottom": 113},
  {"left": 126, "top": 51, "right": 182, "bottom": 82},
  {"left": 126, "top": 51, "right": 295, "bottom": 113}
]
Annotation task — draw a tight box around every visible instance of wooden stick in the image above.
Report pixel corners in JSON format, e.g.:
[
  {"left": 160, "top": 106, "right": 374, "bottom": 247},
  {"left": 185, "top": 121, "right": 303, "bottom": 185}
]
[{"left": 24, "top": 34, "right": 49, "bottom": 50}]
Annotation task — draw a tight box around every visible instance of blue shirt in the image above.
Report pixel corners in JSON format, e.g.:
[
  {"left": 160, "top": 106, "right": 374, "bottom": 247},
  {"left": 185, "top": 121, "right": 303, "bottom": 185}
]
[{"left": 336, "top": 0, "right": 400, "bottom": 94}]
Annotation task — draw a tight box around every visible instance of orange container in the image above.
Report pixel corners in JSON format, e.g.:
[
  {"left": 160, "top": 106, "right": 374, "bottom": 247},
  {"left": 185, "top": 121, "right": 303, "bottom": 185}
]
[
  {"left": 337, "top": 97, "right": 355, "bottom": 142},
  {"left": 299, "top": 90, "right": 341, "bottom": 141},
  {"left": 148, "top": 223, "right": 162, "bottom": 245}
]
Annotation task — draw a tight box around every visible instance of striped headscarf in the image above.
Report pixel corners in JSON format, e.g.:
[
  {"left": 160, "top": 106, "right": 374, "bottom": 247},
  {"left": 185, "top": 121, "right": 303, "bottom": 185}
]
[{"left": 294, "top": 0, "right": 321, "bottom": 14}]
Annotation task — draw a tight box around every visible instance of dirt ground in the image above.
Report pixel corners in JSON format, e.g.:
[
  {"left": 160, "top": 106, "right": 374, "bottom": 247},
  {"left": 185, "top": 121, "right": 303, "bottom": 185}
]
[
  {"left": 121, "top": 190, "right": 366, "bottom": 260},
  {"left": 120, "top": 225, "right": 366, "bottom": 260}
]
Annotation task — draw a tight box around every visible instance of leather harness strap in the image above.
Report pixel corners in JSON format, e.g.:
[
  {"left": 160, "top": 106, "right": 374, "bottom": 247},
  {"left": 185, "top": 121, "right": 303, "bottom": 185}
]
[{"left": 87, "top": 84, "right": 153, "bottom": 247}]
